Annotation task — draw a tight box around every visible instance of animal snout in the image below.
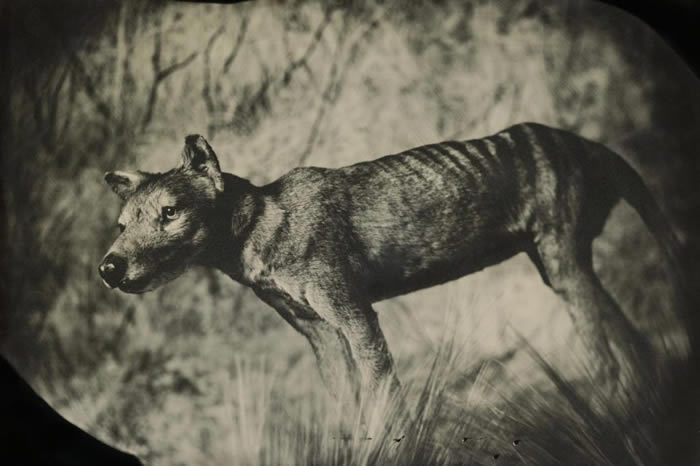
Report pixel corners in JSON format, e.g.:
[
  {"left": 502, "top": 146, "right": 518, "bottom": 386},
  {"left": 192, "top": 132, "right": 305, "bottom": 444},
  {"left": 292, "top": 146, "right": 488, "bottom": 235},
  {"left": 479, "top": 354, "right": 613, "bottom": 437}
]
[{"left": 99, "top": 254, "right": 127, "bottom": 289}]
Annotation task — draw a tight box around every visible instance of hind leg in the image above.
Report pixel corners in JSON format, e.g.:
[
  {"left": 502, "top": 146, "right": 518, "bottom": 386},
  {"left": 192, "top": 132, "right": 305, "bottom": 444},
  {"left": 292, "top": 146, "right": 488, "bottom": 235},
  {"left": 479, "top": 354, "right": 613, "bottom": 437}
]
[
  {"left": 300, "top": 319, "right": 361, "bottom": 405},
  {"left": 531, "top": 231, "right": 654, "bottom": 389}
]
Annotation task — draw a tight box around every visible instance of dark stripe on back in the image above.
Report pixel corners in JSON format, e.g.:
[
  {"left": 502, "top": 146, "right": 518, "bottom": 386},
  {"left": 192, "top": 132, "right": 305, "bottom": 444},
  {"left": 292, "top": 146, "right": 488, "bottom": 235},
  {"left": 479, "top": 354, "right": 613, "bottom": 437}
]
[
  {"left": 401, "top": 149, "right": 436, "bottom": 183},
  {"left": 487, "top": 134, "right": 513, "bottom": 186},
  {"left": 463, "top": 140, "right": 492, "bottom": 177},
  {"left": 443, "top": 140, "right": 488, "bottom": 178},
  {"left": 556, "top": 129, "right": 592, "bottom": 205},
  {"left": 484, "top": 137, "right": 507, "bottom": 180},
  {"left": 507, "top": 124, "right": 537, "bottom": 189},
  {"left": 475, "top": 137, "right": 500, "bottom": 168},
  {"left": 372, "top": 156, "right": 397, "bottom": 175},
  {"left": 426, "top": 143, "right": 466, "bottom": 171},
  {"left": 547, "top": 129, "right": 571, "bottom": 172},
  {"left": 425, "top": 143, "right": 479, "bottom": 185},
  {"left": 412, "top": 146, "right": 445, "bottom": 171},
  {"left": 533, "top": 125, "right": 567, "bottom": 202}
]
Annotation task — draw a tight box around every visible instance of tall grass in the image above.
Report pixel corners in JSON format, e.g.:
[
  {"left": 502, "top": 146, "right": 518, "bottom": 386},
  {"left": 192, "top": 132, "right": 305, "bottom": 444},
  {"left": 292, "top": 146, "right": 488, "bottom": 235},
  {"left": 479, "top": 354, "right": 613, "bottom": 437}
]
[{"left": 209, "top": 302, "right": 698, "bottom": 466}]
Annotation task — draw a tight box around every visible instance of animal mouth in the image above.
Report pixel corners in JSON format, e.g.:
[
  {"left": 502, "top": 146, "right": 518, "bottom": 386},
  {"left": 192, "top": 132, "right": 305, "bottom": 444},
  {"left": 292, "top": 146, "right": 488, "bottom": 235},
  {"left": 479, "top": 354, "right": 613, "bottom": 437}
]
[
  {"left": 101, "top": 278, "right": 116, "bottom": 289},
  {"left": 116, "top": 276, "right": 152, "bottom": 294},
  {"left": 100, "top": 273, "right": 148, "bottom": 293}
]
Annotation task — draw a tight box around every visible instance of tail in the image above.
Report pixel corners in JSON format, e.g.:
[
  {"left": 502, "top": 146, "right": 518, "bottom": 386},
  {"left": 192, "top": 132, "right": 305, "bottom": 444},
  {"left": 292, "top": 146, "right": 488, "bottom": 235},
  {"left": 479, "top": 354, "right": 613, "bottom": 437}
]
[{"left": 604, "top": 148, "right": 698, "bottom": 343}]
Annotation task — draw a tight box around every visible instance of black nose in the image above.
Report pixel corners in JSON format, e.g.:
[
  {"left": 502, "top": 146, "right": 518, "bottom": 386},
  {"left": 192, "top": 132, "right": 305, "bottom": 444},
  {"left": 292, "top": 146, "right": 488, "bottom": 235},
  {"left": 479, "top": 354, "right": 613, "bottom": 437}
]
[{"left": 99, "top": 254, "right": 127, "bottom": 288}]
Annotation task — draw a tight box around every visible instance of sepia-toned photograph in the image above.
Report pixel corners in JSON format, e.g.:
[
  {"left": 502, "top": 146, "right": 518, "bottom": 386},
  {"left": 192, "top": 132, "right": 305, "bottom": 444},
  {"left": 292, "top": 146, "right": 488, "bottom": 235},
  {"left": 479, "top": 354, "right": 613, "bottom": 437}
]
[{"left": 2, "top": 0, "right": 699, "bottom": 464}]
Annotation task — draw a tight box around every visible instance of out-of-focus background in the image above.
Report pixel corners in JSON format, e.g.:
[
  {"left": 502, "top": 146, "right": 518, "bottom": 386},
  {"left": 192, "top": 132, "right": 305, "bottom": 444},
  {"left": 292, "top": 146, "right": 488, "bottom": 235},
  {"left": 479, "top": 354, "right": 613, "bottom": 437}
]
[{"left": 2, "top": 0, "right": 699, "bottom": 464}]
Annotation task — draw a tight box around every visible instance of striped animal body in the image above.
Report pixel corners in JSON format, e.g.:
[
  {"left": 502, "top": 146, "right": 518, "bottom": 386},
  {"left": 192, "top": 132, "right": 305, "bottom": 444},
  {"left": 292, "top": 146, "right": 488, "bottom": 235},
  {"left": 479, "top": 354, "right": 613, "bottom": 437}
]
[{"left": 100, "top": 122, "right": 682, "bottom": 407}]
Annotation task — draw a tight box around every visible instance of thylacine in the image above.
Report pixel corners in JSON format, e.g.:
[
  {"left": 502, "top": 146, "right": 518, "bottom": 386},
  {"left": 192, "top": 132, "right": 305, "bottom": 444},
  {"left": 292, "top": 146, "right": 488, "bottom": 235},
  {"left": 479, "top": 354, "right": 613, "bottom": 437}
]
[{"left": 99, "top": 122, "right": 683, "bottom": 405}]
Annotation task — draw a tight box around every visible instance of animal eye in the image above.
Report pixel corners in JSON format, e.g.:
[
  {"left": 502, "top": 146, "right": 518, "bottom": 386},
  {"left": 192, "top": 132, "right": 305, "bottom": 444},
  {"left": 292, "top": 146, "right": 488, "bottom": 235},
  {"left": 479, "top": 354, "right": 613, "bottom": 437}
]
[
  {"left": 118, "top": 223, "right": 125, "bottom": 233},
  {"left": 162, "top": 206, "right": 178, "bottom": 221}
]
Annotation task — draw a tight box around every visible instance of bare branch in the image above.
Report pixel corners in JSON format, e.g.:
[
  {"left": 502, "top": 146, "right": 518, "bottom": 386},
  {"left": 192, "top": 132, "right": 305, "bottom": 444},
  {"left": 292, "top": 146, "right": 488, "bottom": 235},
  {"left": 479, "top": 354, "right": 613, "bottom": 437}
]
[
  {"left": 141, "top": 20, "right": 199, "bottom": 132},
  {"left": 211, "top": 7, "right": 346, "bottom": 139},
  {"left": 282, "top": 7, "right": 333, "bottom": 86},
  {"left": 22, "top": 63, "right": 73, "bottom": 149},
  {"left": 113, "top": 0, "right": 128, "bottom": 120},
  {"left": 158, "top": 51, "right": 198, "bottom": 81},
  {"left": 47, "top": 63, "right": 71, "bottom": 145},
  {"left": 140, "top": 23, "right": 163, "bottom": 131},
  {"left": 296, "top": 18, "right": 348, "bottom": 166},
  {"left": 68, "top": 53, "right": 112, "bottom": 121},
  {"left": 203, "top": 26, "right": 225, "bottom": 138},
  {"left": 297, "top": 8, "right": 386, "bottom": 166},
  {"left": 332, "top": 10, "right": 386, "bottom": 102},
  {"left": 223, "top": 13, "right": 250, "bottom": 74}
]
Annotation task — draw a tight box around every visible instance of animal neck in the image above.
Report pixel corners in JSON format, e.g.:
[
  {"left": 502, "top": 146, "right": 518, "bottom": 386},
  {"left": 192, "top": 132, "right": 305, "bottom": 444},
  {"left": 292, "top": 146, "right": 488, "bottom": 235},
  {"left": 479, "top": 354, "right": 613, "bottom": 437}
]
[{"left": 203, "top": 172, "right": 264, "bottom": 280}]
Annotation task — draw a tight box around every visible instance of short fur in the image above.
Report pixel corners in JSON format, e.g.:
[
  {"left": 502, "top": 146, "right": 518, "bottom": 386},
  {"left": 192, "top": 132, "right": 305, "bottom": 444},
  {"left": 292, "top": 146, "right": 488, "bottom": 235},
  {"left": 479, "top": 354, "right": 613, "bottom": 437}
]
[{"left": 100, "top": 122, "right": 683, "bottom": 404}]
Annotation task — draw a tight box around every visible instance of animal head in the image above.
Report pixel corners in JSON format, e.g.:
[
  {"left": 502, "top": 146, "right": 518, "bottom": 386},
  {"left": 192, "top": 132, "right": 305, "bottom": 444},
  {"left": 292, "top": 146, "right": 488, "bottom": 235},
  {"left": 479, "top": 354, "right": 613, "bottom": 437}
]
[{"left": 99, "top": 135, "right": 226, "bottom": 293}]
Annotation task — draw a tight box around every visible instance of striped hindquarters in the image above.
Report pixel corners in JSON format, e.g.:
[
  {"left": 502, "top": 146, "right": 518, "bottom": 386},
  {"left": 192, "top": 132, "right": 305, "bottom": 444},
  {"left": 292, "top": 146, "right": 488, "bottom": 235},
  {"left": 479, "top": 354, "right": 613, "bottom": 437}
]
[
  {"left": 367, "top": 124, "right": 561, "bottom": 192},
  {"left": 360, "top": 132, "right": 521, "bottom": 188},
  {"left": 347, "top": 122, "right": 591, "bottom": 207}
]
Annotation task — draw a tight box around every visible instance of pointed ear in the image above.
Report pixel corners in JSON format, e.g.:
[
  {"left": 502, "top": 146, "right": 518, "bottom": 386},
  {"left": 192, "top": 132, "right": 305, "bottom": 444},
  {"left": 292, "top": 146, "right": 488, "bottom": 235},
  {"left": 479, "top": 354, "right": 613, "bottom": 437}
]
[
  {"left": 104, "top": 171, "right": 148, "bottom": 200},
  {"left": 181, "top": 134, "right": 224, "bottom": 192}
]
